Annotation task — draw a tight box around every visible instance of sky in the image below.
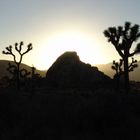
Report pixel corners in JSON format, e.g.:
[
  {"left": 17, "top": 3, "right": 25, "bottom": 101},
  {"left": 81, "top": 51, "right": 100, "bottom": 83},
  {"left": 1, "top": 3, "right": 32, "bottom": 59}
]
[{"left": 0, "top": 0, "right": 140, "bottom": 70}]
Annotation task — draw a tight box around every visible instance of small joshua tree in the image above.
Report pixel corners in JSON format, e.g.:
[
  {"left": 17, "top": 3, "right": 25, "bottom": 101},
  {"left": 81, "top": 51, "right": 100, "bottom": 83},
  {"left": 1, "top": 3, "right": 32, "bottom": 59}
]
[
  {"left": 112, "top": 59, "right": 123, "bottom": 77},
  {"left": 20, "top": 68, "right": 31, "bottom": 80},
  {"left": 7, "top": 62, "right": 17, "bottom": 79},
  {"left": 112, "top": 57, "right": 138, "bottom": 89},
  {"left": 6, "top": 62, "right": 17, "bottom": 87},
  {"left": 2, "top": 41, "right": 33, "bottom": 90},
  {"left": 112, "top": 59, "right": 124, "bottom": 89},
  {"left": 30, "top": 66, "right": 41, "bottom": 96},
  {"left": 7, "top": 62, "right": 30, "bottom": 88},
  {"left": 104, "top": 22, "right": 140, "bottom": 93}
]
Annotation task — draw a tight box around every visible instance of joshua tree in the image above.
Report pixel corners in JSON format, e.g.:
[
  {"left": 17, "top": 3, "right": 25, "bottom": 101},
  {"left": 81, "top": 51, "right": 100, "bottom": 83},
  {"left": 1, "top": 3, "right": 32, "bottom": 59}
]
[
  {"left": 20, "top": 68, "right": 31, "bottom": 80},
  {"left": 31, "top": 66, "right": 36, "bottom": 80},
  {"left": 7, "top": 62, "right": 30, "bottom": 88},
  {"left": 30, "top": 66, "right": 41, "bottom": 96},
  {"left": 112, "top": 59, "right": 123, "bottom": 90},
  {"left": 7, "top": 62, "right": 17, "bottom": 79},
  {"left": 31, "top": 66, "right": 41, "bottom": 84},
  {"left": 112, "top": 57, "right": 138, "bottom": 89},
  {"left": 104, "top": 22, "right": 140, "bottom": 93},
  {"left": 2, "top": 41, "right": 33, "bottom": 90},
  {"left": 112, "top": 59, "right": 123, "bottom": 78}
]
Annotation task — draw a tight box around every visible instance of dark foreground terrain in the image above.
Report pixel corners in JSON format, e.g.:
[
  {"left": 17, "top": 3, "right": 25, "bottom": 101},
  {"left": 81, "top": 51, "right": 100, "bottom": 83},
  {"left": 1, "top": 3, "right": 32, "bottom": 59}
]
[{"left": 0, "top": 87, "right": 140, "bottom": 140}]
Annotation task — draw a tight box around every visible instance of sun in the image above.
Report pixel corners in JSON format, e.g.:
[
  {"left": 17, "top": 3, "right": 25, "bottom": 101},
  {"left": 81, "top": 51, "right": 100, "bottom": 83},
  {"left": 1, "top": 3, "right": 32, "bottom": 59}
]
[{"left": 34, "top": 31, "right": 105, "bottom": 70}]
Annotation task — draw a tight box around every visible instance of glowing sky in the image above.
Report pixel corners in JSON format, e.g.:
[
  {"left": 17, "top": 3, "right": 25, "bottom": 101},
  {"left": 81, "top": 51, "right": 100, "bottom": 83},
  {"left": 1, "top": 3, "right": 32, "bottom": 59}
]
[{"left": 0, "top": 0, "right": 140, "bottom": 70}]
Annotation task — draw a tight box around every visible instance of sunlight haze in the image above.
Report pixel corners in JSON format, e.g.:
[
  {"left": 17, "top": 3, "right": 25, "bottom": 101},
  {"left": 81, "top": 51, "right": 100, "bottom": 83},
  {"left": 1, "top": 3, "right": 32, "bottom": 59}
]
[
  {"left": 33, "top": 31, "right": 108, "bottom": 70},
  {"left": 0, "top": 0, "right": 140, "bottom": 70}
]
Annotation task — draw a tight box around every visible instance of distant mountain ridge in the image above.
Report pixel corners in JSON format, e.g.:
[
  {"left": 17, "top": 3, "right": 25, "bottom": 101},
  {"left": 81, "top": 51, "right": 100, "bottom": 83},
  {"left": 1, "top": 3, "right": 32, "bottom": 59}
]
[{"left": 0, "top": 60, "right": 46, "bottom": 79}]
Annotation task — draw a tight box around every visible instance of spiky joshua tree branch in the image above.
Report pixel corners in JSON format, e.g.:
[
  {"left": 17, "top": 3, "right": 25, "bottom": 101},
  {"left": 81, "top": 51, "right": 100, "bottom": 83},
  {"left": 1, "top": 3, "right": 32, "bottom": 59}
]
[
  {"left": 112, "top": 57, "right": 138, "bottom": 90},
  {"left": 112, "top": 57, "right": 138, "bottom": 76}
]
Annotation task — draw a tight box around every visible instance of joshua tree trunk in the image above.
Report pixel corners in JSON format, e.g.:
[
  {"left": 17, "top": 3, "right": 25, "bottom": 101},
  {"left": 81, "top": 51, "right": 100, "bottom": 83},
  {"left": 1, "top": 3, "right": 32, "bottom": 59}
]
[
  {"left": 16, "top": 63, "right": 20, "bottom": 90},
  {"left": 124, "top": 55, "right": 129, "bottom": 93}
]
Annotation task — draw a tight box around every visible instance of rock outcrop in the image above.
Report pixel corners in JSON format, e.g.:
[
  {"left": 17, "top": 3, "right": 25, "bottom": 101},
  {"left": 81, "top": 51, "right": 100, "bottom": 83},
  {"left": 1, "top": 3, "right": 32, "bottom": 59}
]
[{"left": 46, "top": 52, "right": 111, "bottom": 88}]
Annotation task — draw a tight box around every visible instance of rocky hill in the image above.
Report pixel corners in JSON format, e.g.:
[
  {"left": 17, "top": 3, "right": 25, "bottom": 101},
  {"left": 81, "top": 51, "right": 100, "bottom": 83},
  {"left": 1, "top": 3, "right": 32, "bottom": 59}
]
[{"left": 46, "top": 52, "right": 111, "bottom": 88}]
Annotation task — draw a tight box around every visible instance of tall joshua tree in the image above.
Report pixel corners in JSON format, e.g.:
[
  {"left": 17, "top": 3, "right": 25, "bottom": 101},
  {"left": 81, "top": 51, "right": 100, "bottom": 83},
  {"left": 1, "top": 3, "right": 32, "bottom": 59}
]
[
  {"left": 104, "top": 22, "right": 140, "bottom": 93},
  {"left": 2, "top": 41, "right": 33, "bottom": 90}
]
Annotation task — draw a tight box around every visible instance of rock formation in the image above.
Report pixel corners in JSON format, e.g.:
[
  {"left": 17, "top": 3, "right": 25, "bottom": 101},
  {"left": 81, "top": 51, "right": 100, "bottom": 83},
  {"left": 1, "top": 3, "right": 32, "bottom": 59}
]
[{"left": 46, "top": 52, "right": 111, "bottom": 88}]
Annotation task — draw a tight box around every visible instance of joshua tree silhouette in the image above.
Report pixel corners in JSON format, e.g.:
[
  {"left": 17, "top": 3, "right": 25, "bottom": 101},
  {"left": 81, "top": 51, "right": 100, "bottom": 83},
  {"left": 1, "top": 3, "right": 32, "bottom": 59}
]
[
  {"left": 2, "top": 41, "right": 33, "bottom": 90},
  {"left": 104, "top": 22, "right": 140, "bottom": 93},
  {"left": 7, "top": 62, "right": 17, "bottom": 79},
  {"left": 112, "top": 59, "right": 123, "bottom": 77},
  {"left": 112, "top": 58, "right": 138, "bottom": 89},
  {"left": 20, "top": 68, "right": 31, "bottom": 80},
  {"left": 6, "top": 62, "right": 31, "bottom": 88}
]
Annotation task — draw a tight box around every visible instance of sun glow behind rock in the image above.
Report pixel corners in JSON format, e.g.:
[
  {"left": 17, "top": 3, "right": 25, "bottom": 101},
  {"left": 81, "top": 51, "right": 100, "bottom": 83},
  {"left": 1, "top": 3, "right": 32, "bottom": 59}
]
[{"left": 34, "top": 31, "right": 106, "bottom": 70}]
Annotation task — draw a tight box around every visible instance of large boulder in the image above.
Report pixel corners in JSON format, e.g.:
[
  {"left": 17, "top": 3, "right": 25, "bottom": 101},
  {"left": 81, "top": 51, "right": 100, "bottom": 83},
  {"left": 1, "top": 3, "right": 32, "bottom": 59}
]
[{"left": 46, "top": 52, "right": 111, "bottom": 88}]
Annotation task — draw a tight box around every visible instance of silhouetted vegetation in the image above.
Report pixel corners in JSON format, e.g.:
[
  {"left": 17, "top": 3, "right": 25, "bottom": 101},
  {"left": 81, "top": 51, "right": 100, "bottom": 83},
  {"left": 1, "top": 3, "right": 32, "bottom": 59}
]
[
  {"left": 6, "top": 62, "right": 31, "bottom": 88},
  {"left": 112, "top": 57, "right": 138, "bottom": 89},
  {"left": 30, "top": 66, "right": 42, "bottom": 95},
  {"left": 2, "top": 41, "right": 33, "bottom": 90},
  {"left": 104, "top": 22, "right": 140, "bottom": 93}
]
